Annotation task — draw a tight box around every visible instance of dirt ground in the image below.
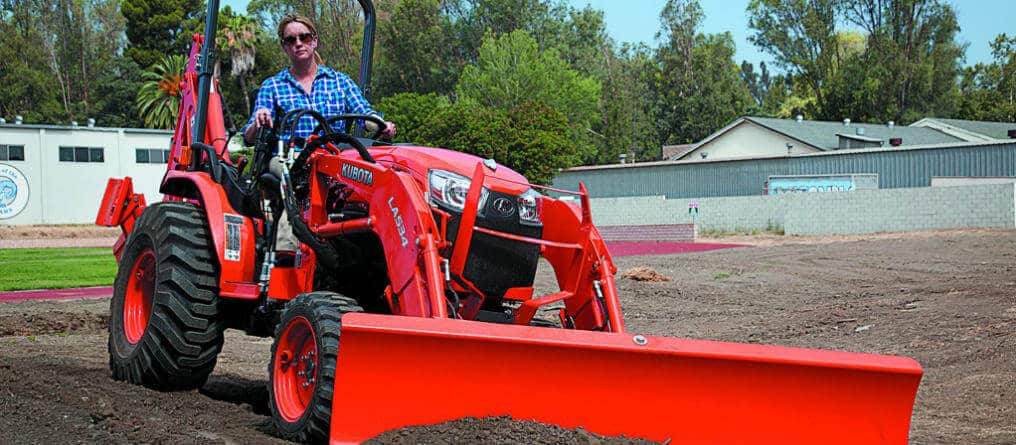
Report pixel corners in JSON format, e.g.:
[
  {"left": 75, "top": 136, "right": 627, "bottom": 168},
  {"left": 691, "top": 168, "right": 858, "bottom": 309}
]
[
  {"left": 0, "top": 225, "right": 120, "bottom": 249},
  {"left": 1, "top": 229, "right": 1014, "bottom": 444}
]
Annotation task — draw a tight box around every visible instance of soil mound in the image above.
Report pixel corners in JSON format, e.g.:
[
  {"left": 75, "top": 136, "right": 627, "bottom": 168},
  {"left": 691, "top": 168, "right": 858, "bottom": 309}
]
[
  {"left": 0, "top": 311, "right": 108, "bottom": 336},
  {"left": 621, "top": 266, "right": 671, "bottom": 282},
  {"left": 366, "top": 416, "right": 657, "bottom": 444}
]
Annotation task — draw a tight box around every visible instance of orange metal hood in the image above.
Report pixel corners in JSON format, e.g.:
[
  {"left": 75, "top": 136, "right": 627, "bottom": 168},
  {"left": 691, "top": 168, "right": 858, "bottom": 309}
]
[{"left": 369, "top": 145, "right": 532, "bottom": 194}]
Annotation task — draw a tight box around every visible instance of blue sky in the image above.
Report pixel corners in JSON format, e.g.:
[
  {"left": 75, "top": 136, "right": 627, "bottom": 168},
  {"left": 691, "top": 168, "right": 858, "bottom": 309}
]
[
  {"left": 571, "top": 0, "right": 1008, "bottom": 68},
  {"left": 223, "top": 0, "right": 1009, "bottom": 67}
]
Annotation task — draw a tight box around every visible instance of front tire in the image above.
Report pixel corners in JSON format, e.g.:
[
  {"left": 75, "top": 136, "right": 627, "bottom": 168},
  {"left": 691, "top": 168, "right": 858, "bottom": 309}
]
[
  {"left": 108, "top": 202, "right": 224, "bottom": 390},
  {"left": 269, "top": 292, "right": 363, "bottom": 443}
]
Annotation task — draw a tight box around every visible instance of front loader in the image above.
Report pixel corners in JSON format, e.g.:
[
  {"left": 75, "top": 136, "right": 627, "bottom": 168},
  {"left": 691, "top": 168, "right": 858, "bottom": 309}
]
[{"left": 96, "top": 0, "right": 923, "bottom": 443}]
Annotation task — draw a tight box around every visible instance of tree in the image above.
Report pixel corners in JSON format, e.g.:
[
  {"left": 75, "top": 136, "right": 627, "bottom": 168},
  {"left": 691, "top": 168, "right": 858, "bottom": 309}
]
[
  {"left": 456, "top": 30, "right": 600, "bottom": 155},
  {"left": 445, "top": 0, "right": 562, "bottom": 63},
  {"left": 746, "top": 0, "right": 838, "bottom": 116},
  {"left": 595, "top": 43, "right": 660, "bottom": 163},
  {"left": 137, "top": 55, "right": 188, "bottom": 129},
  {"left": 92, "top": 57, "right": 146, "bottom": 127},
  {"left": 217, "top": 8, "right": 261, "bottom": 116},
  {"left": 655, "top": 0, "right": 752, "bottom": 144},
  {"left": 414, "top": 101, "right": 575, "bottom": 184},
  {"left": 375, "top": 0, "right": 457, "bottom": 96},
  {"left": 956, "top": 34, "right": 1016, "bottom": 122},
  {"left": 0, "top": 0, "right": 64, "bottom": 122},
  {"left": 0, "top": 0, "right": 140, "bottom": 126},
  {"left": 741, "top": 61, "right": 772, "bottom": 108},
  {"left": 376, "top": 92, "right": 450, "bottom": 143},
  {"left": 551, "top": 5, "right": 611, "bottom": 80},
  {"left": 122, "top": 0, "right": 202, "bottom": 69},
  {"left": 831, "top": 0, "right": 964, "bottom": 122},
  {"left": 681, "top": 33, "right": 755, "bottom": 141}
]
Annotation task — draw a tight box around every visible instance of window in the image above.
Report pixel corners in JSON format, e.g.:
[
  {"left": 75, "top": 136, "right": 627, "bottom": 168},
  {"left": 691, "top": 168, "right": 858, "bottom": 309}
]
[
  {"left": 59, "top": 147, "right": 74, "bottom": 161},
  {"left": 135, "top": 148, "right": 171, "bottom": 164},
  {"left": 0, "top": 145, "right": 25, "bottom": 161},
  {"left": 59, "top": 146, "right": 104, "bottom": 162}
]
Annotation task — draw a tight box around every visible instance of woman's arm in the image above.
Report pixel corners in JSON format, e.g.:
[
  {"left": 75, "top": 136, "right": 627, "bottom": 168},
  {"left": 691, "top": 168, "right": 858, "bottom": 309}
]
[{"left": 243, "top": 82, "right": 277, "bottom": 145}]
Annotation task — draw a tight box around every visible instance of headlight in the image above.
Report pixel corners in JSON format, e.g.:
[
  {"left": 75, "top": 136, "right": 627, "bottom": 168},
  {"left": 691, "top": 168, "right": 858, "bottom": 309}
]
[
  {"left": 517, "top": 188, "right": 543, "bottom": 226},
  {"left": 428, "top": 169, "right": 487, "bottom": 212}
]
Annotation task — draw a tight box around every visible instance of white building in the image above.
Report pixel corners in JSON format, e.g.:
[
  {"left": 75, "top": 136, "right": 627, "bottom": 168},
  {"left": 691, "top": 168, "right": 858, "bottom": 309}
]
[
  {"left": 0, "top": 122, "right": 174, "bottom": 225},
  {"left": 670, "top": 116, "right": 1012, "bottom": 161}
]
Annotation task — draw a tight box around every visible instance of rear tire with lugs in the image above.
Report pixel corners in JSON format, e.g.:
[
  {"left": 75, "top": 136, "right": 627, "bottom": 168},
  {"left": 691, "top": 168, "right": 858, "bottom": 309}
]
[
  {"left": 108, "top": 202, "right": 224, "bottom": 390},
  {"left": 269, "top": 292, "right": 363, "bottom": 443}
]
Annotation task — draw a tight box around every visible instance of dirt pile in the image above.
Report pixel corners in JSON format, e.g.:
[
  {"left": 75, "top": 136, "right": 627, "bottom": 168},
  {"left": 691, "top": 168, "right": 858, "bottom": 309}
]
[
  {"left": 0, "top": 310, "right": 107, "bottom": 336},
  {"left": 367, "top": 416, "right": 656, "bottom": 445},
  {"left": 621, "top": 266, "right": 671, "bottom": 282}
]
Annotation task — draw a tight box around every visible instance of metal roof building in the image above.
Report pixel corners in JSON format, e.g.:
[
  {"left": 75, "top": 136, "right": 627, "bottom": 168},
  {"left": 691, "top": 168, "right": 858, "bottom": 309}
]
[
  {"left": 676, "top": 116, "right": 972, "bottom": 161},
  {"left": 910, "top": 118, "right": 1016, "bottom": 141},
  {"left": 552, "top": 140, "right": 1016, "bottom": 199}
]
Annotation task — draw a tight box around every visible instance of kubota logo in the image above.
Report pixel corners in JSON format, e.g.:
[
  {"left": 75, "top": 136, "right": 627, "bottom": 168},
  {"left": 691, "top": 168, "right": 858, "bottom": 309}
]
[
  {"left": 342, "top": 163, "right": 373, "bottom": 186},
  {"left": 491, "top": 197, "right": 515, "bottom": 217},
  {"left": 0, "top": 164, "right": 29, "bottom": 219}
]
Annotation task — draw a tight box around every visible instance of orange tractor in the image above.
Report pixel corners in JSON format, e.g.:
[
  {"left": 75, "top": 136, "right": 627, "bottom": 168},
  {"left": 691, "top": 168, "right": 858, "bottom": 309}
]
[{"left": 97, "top": 1, "right": 923, "bottom": 443}]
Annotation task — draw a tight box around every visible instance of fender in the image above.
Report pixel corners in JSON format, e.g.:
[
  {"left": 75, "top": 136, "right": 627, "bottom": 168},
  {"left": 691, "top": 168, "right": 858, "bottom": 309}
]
[{"left": 161, "top": 170, "right": 259, "bottom": 299}]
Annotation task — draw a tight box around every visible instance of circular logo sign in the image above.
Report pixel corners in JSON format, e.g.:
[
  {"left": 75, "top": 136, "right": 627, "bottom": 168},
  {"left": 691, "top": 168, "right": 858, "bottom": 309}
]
[
  {"left": 491, "top": 197, "right": 516, "bottom": 217},
  {"left": 0, "top": 163, "right": 29, "bottom": 219}
]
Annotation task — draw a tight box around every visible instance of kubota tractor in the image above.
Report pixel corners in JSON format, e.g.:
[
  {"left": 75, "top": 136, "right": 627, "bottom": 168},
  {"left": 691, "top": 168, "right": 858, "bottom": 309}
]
[{"left": 97, "top": 1, "right": 924, "bottom": 443}]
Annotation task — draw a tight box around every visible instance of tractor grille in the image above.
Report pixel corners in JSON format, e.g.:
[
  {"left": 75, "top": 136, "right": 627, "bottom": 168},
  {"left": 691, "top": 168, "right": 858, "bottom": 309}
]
[{"left": 441, "top": 190, "right": 542, "bottom": 300}]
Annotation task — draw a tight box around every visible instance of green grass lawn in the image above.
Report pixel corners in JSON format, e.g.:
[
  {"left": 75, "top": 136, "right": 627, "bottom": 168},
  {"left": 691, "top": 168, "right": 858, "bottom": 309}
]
[{"left": 0, "top": 248, "right": 117, "bottom": 291}]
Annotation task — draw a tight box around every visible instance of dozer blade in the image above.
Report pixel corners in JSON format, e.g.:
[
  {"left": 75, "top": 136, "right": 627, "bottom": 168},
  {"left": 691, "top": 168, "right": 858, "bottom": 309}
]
[{"left": 331, "top": 313, "right": 922, "bottom": 445}]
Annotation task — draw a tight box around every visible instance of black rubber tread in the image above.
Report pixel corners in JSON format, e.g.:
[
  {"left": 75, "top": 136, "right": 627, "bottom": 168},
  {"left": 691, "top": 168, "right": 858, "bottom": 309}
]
[
  {"left": 108, "top": 202, "right": 224, "bottom": 390},
  {"left": 269, "top": 291, "right": 364, "bottom": 444}
]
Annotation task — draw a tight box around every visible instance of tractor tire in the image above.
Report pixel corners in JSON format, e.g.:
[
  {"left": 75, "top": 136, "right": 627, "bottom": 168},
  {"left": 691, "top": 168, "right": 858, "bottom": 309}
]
[
  {"left": 269, "top": 292, "right": 364, "bottom": 443},
  {"left": 108, "top": 202, "right": 224, "bottom": 390}
]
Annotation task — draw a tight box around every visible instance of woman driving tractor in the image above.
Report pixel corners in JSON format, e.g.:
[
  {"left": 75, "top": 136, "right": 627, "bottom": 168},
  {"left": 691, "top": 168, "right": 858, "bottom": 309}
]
[
  {"left": 242, "top": 13, "right": 396, "bottom": 251},
  {"left": 242, "top": 13, "right": 396, "bottom": 145}
]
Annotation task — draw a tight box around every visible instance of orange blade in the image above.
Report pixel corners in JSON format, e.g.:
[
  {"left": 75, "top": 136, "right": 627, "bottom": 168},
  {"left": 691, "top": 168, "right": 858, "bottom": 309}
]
[{"left": 331, "top": 313, "right": 922, "bottom": 445}]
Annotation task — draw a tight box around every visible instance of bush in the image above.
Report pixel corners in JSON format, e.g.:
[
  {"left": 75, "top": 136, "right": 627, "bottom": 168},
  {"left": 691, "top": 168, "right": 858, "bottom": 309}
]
[
  {"left": 376, "top": 92, "right": 450, "bottom": 143},
  {"left": 415, "top": 100, "right": 575, "bottom": 185}
]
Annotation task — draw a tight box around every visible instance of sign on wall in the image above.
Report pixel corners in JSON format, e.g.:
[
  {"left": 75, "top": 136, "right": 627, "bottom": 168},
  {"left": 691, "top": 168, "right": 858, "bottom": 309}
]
[
  {"left": 766, "top": 174, "right": 878, "bottom": 195},
  {"left": 0, "top": 163, "right": 30, "bottom": 219}
]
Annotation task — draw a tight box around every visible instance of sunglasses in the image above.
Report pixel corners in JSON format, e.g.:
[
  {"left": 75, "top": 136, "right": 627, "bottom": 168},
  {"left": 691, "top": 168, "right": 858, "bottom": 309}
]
[{"left": 282, "top": 32, "right": 316, "bottom": 46}]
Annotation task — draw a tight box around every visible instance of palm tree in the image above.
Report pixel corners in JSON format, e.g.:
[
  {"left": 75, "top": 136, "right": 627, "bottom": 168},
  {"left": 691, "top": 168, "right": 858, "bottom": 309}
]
[
  {"left": 217, "top": 14, "right": 260, "bottom": 115},
  {"left": 136, "top": 55, "right": 187, "bottom": 129}
]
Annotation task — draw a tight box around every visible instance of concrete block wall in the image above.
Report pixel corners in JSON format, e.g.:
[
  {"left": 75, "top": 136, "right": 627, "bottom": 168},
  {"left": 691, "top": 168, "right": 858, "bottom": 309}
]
[
  {"left": 784, "top": 183, "right": 1016, "bottom": 235},
  {"left": 588, "top": 195, "right": 786, "bottom": 232},
  {"left": 597, "top": 224, "right": 697, "bottom": 241},
  {"left": 587, "top": 183, "right": 1016, "bottom": 237}
]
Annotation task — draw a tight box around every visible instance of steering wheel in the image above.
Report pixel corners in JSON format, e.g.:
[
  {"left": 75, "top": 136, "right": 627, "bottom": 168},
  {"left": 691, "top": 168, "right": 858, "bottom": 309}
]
[
  {"left": 295, "top": 131, "right": 376, "bottom": 172},
  {"left": 311, "top": 113, "right": 388, "bottom": 140}
]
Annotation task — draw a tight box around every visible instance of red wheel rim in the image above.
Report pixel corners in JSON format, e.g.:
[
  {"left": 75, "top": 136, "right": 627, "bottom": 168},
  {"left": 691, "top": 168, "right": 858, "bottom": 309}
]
[
  {"left": 124, "top": 248, "right": 155, "bottom": 344},
  {"left": 274, "top": 316, "right": 318, "bottom": 422}
]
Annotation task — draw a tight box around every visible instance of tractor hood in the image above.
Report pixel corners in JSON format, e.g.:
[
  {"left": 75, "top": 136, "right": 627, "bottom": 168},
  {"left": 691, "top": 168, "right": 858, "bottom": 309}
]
[{"left": 371, "top": 145, "right": 532, "bottom": 195}]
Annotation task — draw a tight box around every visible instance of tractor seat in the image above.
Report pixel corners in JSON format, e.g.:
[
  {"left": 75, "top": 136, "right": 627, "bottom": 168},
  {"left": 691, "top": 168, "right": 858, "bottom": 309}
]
[{"left": 219, "top": 163, "right": 264, "bottom": 219}]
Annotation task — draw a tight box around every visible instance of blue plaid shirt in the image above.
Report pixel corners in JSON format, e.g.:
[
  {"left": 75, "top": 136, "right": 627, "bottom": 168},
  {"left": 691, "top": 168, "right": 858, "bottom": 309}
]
[{"left": 243, "top": 65, "right": 381, "bottom": 146}]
